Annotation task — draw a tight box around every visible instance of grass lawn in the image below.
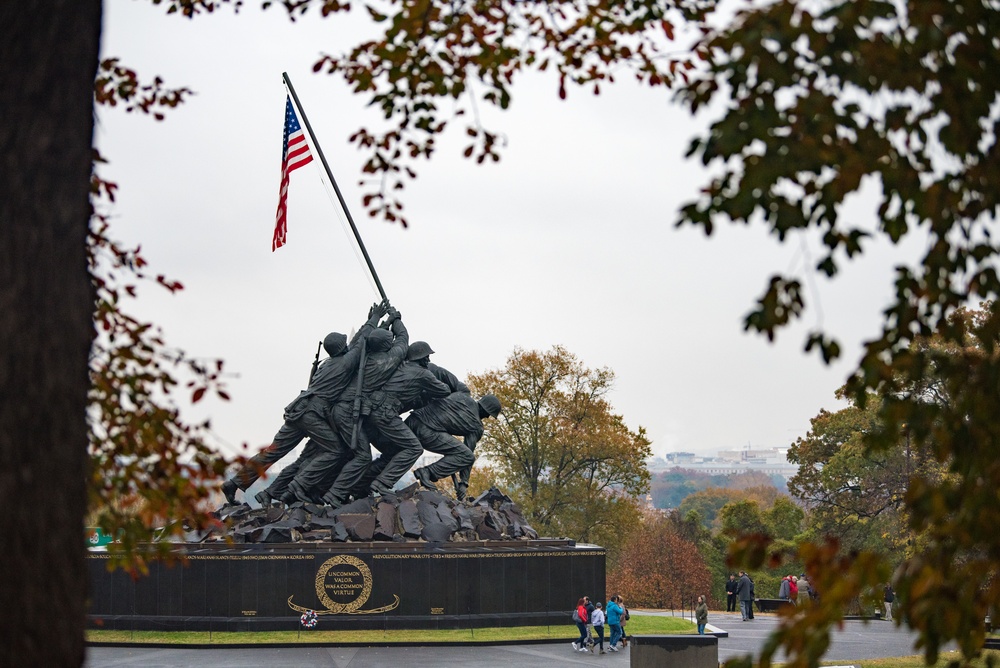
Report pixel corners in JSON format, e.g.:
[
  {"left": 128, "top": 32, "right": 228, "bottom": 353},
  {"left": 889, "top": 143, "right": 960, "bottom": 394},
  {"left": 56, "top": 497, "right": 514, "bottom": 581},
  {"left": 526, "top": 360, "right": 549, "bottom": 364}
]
[
  {"left": 855, "top": 652, "right": 1000, "bottom": 668},
  {"left": 87, "top": 613, "right": 694, "bottom": 645}
]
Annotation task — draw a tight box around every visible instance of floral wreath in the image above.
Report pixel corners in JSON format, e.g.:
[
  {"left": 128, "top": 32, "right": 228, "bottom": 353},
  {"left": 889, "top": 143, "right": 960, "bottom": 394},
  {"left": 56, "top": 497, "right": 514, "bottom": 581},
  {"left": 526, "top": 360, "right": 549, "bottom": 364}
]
[{"left": 300, "top": 609, "right": 318, "bottom": 629}]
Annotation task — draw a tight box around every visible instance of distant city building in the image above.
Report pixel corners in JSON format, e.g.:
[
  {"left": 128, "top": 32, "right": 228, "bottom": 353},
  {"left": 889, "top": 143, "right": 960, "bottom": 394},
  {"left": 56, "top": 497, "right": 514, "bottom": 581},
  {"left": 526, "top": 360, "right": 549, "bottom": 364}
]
[{"left": 649, "top": 445, "right": 798, "bottom": 478}]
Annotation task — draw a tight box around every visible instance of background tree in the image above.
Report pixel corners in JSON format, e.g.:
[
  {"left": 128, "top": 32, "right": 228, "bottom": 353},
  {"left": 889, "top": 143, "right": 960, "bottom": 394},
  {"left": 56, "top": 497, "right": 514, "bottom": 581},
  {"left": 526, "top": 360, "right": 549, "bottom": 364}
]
[
  {"left": 656, "top": 483, "right": 805, "bottom": 605},
  {"left": 679, "top": 1, "right": 1000, "bottom": 664},
  {"left": 679, "top": 485, "right": 780, "bottom": 529},
  {"left": 650, "top": 468, "right": 714, "bottom": 509},
  {"left": 467, "top": 346, "right": 651, "bottom": 553},
  {"left": 650, "top": 468, "right": 790, "bottom": 509},
  {"left": 607, "top": 509, "right": 713, "bottom": 609},
  {"left": 763, "top": 496, "right": 805, "bottom": 544},
  {"left": 788, "top": 395, "right": 919, "bottom": 559},
  {"left": 718, "top": 499, "right": 768, "bottom": 538}
]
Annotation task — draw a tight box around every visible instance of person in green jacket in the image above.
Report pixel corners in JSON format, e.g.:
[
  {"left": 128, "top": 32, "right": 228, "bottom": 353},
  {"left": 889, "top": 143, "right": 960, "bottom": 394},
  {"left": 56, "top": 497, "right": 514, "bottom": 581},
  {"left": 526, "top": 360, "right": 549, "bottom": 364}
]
[{"left": 695, "top": 595, "right": 709, "bottom": 635}]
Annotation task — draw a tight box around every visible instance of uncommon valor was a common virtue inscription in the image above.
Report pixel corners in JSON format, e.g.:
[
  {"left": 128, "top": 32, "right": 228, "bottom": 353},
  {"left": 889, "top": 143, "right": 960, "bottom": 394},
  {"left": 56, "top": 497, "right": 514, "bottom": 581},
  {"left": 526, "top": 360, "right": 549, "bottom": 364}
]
[{"left": 288, "top": 554, "right": 400, "bottom": 615}]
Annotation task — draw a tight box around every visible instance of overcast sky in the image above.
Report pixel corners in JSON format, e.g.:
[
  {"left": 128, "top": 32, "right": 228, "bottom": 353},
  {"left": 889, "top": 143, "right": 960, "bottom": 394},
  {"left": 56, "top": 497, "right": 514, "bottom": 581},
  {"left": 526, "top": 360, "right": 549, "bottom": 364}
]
[{"left": 96, "top": 2, "right": 928, "bottom": 463}]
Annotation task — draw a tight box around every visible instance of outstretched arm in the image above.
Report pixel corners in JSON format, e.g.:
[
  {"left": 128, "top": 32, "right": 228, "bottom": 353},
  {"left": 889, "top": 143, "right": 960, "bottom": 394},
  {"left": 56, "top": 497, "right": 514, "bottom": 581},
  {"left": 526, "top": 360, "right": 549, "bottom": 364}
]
[
  {"left": 387, "top": 308, "right": 409, "bottom": 362},
  {"left": 349, "top": 300, "right": 389, "bottom": 348},
  {"left": 428, "top": 362, "right": 470, "bottom": 394}
]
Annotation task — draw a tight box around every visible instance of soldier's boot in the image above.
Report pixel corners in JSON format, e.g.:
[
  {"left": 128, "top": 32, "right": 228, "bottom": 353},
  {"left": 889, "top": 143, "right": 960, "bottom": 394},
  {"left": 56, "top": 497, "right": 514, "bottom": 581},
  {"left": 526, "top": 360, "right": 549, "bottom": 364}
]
[
  {"left": 369, "top": 481, "right": 395, "bottom": 498},
  {"left": 221, "top": 479, "right": 239, "bottom": 505},
  {"left": 322, "top": 491, "right": 346, "bottom": 509},
  {"left": 254, "top": 489, "right": 273, "bottom": 507},
  {"left": 285, "top": 479, "right": 315, "bottom": 504},
  {"left": 413, "top": 467, "right": 438, "bottom": 491}
]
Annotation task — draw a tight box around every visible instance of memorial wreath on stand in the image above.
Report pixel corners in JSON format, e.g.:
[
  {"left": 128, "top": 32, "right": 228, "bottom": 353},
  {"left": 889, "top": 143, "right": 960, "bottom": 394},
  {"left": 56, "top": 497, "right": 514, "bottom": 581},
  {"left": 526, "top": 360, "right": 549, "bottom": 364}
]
[{"left": 300, "top": 609, "right": 318, "bottom": 629}]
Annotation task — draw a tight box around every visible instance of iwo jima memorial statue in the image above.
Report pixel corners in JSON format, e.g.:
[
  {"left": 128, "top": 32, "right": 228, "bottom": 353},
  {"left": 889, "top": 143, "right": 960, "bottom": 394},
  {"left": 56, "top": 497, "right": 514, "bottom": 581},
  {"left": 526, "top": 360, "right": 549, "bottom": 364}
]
[{"left": 87, "top": 74, "right": 605, "bottom": 632}]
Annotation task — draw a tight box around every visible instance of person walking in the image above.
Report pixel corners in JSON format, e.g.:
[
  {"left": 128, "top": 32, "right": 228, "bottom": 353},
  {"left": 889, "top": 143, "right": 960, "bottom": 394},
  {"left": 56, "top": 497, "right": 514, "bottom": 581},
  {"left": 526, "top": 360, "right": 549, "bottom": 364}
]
[
  {"left": 571, "top": 598, "right": 589, "bottom": 652},
  {"left": 591, "top": 602, "right": 606, "bottom": 654},
  {"left": 695, "top": 595, "right": 709, "bottom": 635},
  {"left": 583, "top": 596, "right": 597, "bottom": 649},
  {"left": 737, "top": 571, "right": 753, "bottom": 621},
  {"left": 606, "top": 595, "right": 624, "bottom": 652},
  {"left": 619, "top": 597, "right": 631, "bottom": 647},
  {"left": 883, "top": 583, "right": 895, "bottom": 621},
  {"left": 726, "top": 574, "right": 738, "bottom": 612}
]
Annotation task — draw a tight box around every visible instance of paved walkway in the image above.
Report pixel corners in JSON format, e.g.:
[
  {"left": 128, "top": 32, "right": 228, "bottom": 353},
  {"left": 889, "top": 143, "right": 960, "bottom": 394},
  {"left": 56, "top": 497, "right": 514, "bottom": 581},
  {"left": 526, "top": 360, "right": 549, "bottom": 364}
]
[{"left": 85, "top": 610, "right": 926, "bottom": 668}]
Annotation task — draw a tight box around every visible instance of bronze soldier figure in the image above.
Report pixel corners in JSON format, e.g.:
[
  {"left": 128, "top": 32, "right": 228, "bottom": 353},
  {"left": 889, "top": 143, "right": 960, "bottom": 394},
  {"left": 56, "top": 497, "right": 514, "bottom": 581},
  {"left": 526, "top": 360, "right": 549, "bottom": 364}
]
[{"left": 220, "top": 302, "right": 386, "bottom": 505}]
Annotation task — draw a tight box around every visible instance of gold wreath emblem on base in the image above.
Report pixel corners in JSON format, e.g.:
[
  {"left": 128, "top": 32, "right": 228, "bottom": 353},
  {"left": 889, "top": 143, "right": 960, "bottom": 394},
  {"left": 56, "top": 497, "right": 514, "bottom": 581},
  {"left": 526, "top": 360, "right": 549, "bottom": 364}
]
[{"left": 287, "top": 554, "right": 400, "bottom": 615}]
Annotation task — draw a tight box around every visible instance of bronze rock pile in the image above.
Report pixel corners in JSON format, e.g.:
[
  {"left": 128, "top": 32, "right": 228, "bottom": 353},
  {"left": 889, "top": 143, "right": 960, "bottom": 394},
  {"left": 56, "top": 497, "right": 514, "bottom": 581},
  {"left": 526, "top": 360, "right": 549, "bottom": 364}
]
[{"left": 200, "top": 486, "right": 539, "bottom": 544}]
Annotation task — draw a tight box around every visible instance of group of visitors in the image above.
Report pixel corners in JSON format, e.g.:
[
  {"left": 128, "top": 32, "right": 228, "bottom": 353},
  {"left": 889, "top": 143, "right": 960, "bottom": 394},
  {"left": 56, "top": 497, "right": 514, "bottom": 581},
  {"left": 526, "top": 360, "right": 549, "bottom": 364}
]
[
  {"left": 778, "top": 574, "right": 799, "bottom": 602},
  {"left": 572, "top": 594, "right": 629, "bottom": 654},
  {"left": 726, "top": 570, "right": 824, "bottom": 620},
  {"left": 725, "top": 571, "right": 761, "bottom": 617},
  {"left": 780, "top": 573, "right": 818, "bottom": 603},
  {"left": 219, "top": 301, "right": 502, "bottom": 508}
]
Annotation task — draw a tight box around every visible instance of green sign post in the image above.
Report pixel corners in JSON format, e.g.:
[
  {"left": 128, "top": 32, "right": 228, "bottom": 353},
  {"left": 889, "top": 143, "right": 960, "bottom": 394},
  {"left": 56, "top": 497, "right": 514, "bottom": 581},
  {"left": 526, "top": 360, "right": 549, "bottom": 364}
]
[{"left": 85, "top": 527, "right": 114, "bottom": 547}]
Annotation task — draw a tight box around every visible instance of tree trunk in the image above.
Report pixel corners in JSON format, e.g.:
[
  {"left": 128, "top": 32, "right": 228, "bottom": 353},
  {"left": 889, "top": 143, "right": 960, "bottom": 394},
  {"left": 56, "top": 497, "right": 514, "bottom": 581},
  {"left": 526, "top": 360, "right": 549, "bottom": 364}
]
[{"left": 0, "top": 2, "right": 101, "bottom": 665}]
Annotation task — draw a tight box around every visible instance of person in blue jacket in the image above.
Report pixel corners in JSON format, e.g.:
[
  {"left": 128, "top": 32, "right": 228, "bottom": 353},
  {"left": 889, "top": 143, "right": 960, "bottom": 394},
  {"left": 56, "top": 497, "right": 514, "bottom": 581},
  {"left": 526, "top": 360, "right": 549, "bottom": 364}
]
[{"left": 606, "top": 594, "right": 624, "bottom": 651}]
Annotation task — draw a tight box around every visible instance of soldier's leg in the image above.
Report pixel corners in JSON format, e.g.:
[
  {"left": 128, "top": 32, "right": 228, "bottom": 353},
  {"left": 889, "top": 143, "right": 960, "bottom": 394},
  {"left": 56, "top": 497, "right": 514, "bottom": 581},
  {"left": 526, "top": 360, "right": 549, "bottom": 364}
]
[
  {"left": 407, "top": 417, "right": 475, "bottom": 482},
  {"left": 223, "top": 421, "right": 306, "bottom": 503},
  {"left": 349, "top": 434, "right": 397, "bottom": 499},
  {"left": 368, "top": 414, "right": 423, "bottom": 492},
  {"left": 321, "top": 403, "right": 374, "bottom": 506},
  {"left": 454, "top": 447, "right": 478, "bottom": 502},
  {"left": 349, "top": 457, "right": 387, "bottom": 497},
  {"left": 260, "top": 439, "right": 323, "bottom": 504},
  {"left": 290, "top": 449, "right": 350, "bottom": 503},
  {"left": 284, "top": 409, "right": 348, "bottom": 503}
]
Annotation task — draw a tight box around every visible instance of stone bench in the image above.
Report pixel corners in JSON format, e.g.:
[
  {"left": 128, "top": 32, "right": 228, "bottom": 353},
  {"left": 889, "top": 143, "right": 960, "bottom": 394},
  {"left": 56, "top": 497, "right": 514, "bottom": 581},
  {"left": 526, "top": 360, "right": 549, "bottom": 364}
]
[
  {"left": 756, "top": 598, "right": 795, "bottom": 613},
  {"left": 629, "top": 634, "right": 718, "bottom": 668}
]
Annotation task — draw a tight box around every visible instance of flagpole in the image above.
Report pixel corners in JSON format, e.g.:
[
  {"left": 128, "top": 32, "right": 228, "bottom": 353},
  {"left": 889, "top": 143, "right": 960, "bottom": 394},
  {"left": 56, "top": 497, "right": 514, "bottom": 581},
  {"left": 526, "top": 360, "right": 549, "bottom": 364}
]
[{"left": 282, "top": 72, "right": 389, "bottom": 303}]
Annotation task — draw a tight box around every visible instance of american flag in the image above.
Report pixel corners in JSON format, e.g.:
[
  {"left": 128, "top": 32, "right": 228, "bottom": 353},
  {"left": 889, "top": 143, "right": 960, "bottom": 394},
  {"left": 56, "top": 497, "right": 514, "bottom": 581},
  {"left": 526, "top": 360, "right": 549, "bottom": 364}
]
[{"left": 272, "top": 96, "right": 314, "bottom": 251}]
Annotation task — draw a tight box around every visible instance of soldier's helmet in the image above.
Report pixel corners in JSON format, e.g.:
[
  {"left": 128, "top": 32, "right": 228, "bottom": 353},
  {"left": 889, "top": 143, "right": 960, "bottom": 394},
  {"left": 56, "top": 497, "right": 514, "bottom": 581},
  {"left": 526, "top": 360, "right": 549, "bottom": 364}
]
[
  {"left": 323, "top": 332, "right": 348, "bottom": 357},
  {"left": 406, "top": 341, "right": 435, "bottom": 361},
  {"left": 478, "top": 394, "right": 502, "bottom": 418},
  {"left": 367, "top": 328, "right": 394, "bottom": 353}
]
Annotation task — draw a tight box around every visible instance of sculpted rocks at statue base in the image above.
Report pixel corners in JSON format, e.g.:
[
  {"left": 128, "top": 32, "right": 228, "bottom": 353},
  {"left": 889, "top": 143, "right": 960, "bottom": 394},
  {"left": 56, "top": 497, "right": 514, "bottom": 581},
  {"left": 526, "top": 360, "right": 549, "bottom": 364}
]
[{"left": 197, "top": 485, "right": 538, "bottom": 545}]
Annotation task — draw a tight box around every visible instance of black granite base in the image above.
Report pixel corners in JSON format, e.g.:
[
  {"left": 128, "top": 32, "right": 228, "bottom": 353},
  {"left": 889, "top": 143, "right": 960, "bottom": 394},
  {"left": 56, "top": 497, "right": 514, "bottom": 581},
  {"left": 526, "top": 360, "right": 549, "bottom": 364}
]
[
  {"left": 631, "top": 635, "right": 719, "bottom": 668},
  {"left": 87, "top": 540, "right": 605, "bottom": 631}
]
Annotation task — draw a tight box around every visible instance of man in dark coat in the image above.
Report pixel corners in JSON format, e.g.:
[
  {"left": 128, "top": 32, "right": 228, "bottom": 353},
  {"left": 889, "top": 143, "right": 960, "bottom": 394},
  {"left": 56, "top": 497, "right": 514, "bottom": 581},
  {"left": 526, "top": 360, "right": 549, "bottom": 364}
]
[
  {"left": 726, "top": 574, "right": 738, "bottom": 612},
  {"left": 737, "top": 571, "right": 754, "bottom": 621},
  {"left": 220, "top": 303, "right": 386, "bottom": 505}
]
